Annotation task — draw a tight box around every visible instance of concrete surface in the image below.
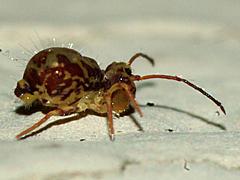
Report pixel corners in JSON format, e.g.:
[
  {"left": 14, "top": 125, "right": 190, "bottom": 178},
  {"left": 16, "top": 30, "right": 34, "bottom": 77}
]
[{"left": 0, "top": 0, "right": 239, "bottom": 179}]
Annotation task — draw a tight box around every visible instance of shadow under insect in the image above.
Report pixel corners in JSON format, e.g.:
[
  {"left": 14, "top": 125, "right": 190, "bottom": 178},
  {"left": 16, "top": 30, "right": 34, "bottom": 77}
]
[
  {"left": 142, "top": 103, "right": 226, "bottom": 130},
  {"left": 15, "top": 99, "right": 225, "bottom": 140},
  {"left": 15, "top": 104, "right": 142, "bottom": 140},
  {"left": 15, "top": 102, "right": 55, "bottom": 115}
]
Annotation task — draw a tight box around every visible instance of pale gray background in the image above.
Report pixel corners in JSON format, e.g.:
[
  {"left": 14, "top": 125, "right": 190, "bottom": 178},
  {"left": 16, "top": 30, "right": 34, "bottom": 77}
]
[{"left": 0, "top": 0, "right": 240, "bottom": 179}]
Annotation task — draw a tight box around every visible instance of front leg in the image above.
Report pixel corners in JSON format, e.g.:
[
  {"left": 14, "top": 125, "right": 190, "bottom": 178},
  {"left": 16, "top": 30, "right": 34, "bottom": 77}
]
[{"left": 105, "top": 94, "right": 115, "bottom": 141}]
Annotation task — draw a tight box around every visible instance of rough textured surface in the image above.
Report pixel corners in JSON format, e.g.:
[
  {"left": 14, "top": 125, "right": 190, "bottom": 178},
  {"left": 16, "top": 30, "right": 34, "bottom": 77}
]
[{"left": 0, "top": 0, "right": 239, "bottom": 179}]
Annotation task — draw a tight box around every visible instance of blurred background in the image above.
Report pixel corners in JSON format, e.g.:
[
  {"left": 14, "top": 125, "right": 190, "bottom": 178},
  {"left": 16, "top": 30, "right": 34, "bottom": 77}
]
[{"left": 1, "top": 0, "right": 240, "bottom": 62}]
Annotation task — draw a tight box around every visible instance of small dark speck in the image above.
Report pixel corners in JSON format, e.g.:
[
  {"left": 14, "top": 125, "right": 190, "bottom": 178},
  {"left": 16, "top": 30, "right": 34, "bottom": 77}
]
[
  {"left": 0, "top": 49, "right": 2, "bottom": 52},
  {"left": 165, "top": 128, "right": 174, "bottom": 132},
  {"left": 146, "top": 102, "right": 155, "bottom": 106},
  {"left": 80, "top": 138, "right": 86, "bottom": 142},
  {"left": 184, "top": 160, "right": 190, "bottom": 171}
]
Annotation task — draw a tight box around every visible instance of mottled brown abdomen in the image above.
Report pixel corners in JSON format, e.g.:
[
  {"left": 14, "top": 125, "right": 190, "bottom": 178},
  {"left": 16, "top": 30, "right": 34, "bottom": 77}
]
[{"left": 22, "top": 47, "right": 103, "bottom": 107}]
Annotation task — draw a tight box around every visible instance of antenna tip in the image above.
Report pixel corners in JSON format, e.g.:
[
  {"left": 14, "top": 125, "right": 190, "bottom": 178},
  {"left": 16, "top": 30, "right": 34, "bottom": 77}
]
[{"left": 221, "top": 106, "right": 226, "bottom": 115}]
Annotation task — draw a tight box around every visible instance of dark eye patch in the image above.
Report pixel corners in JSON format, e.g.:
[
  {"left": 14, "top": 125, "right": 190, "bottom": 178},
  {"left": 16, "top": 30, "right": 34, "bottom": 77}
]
[{"left": 125, "top": 68, "right": 132, "bottom": 75}]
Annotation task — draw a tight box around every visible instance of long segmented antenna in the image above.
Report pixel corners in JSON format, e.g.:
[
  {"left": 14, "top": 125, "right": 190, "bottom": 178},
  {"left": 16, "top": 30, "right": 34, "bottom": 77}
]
[
  {"left": 132, "top": 74, "right": 226, "bottom": 115},
  {"left": 128, "top": 53, "right": 155, "bottom": 66}
]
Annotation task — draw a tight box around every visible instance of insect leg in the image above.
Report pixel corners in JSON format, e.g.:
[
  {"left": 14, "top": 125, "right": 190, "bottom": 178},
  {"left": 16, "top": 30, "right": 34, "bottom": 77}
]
[
  {"left": 119, "top": 83, "right": 143, "bottom": 117},
  {"left": 128, "top": 53, "right": 155, "bottom": 66},
  {"left": 132, "top": 74, "right": 226, "bottom": 114},
  {"left": 16, "top": 109, "right": 65, "bottom": 140},
  {"left": 105, "top": 82, "right": 144, "bottom": 141},
  {"left": 105, "top": 94, "right": 115, "bottom": 141}
]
